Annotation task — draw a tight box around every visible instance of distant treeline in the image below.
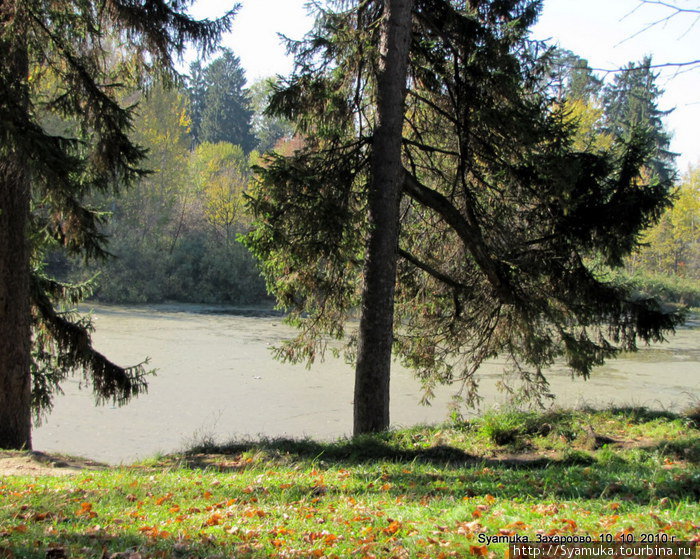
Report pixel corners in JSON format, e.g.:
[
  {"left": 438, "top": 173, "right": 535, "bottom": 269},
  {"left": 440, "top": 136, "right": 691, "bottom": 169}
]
[
  {"left": 48, "top": 51, "right": 294, "bottom": 304},
  {"left": 48, "top": 48, "right": 698, "bottom": 306}
]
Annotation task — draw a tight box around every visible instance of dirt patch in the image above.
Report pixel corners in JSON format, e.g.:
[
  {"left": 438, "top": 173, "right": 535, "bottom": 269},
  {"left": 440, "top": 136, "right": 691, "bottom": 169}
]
[{"left": 0, "top": 450, "right": 108, "bottom": 477}]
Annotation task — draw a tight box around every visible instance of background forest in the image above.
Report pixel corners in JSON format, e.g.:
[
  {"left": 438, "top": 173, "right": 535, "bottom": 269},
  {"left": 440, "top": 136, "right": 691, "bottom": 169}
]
[{"left": 46, "top": 47, "right": 700, "bottom": 307}]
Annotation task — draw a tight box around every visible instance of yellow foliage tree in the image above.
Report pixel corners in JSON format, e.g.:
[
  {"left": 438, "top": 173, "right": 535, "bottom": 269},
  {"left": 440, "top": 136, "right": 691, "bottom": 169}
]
[
  {"left": 562, "top": 98, "right": 613, "bottom": 152},
  {"left": 190, "top": 142, "right": 253, "bottom": 248},
  {"left": 635, "top": 166, "right": 700, "bottom": 277}
]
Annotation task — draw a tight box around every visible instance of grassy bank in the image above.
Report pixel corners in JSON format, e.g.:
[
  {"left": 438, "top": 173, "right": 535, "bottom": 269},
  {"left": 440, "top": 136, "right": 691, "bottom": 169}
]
[
  {"left": 1, "top": 408, "right": 698, "bottom": 558},
  {"left": 622, "top": 273, "right": 700, "bottom": 308}
]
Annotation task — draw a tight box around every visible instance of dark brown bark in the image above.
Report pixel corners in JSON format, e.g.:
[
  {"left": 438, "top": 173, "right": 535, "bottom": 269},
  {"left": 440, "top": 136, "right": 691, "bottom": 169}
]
[
  {"left": 0, "top": 16, "right": 32, "bottom": 450},
  {"left": 353, "top": 0, "right": 413, "bottom": 436}
]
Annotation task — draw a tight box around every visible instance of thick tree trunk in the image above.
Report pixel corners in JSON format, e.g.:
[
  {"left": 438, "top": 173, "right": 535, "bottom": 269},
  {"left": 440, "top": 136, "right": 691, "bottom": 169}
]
[
  {"left": 353, "top": 0, "right": 413, "bottom": 436},
  {"left": 0, "top": 19, "right": 33, "bottom": 450}
]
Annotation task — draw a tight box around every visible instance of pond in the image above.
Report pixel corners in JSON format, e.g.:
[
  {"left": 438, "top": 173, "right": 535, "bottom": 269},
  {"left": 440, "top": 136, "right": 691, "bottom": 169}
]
[{"left": 32, "top": 305, "right": 700, "bottom": 464}]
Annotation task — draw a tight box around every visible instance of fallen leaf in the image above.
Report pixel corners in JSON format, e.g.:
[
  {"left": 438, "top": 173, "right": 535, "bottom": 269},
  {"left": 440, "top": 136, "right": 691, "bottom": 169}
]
[{"left": 383, "top": 520, "right": 401, "bottom": 535}]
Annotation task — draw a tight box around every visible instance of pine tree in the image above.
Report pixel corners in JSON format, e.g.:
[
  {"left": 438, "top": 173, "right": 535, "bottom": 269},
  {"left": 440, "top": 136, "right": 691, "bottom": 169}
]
[
  {"left": 0, "top": 0, "right": 235, "bottom": 450},
  {"left": 246, "top": 0, "right": 681, "bottom": 433}
]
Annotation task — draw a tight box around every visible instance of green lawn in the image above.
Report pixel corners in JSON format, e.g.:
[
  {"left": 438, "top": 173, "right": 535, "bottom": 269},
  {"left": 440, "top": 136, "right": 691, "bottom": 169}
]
[{"left": 1, "top": 407, "right": 698, "bottom": 558}]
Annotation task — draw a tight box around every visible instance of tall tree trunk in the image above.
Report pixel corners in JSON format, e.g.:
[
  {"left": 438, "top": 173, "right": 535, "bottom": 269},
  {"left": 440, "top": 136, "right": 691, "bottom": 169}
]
[
  {"left": 353, "top": 0, "right": 413, "bottom": 436},
  {"left": 0, "top": 15, "right": 32, "bottom": 450}
]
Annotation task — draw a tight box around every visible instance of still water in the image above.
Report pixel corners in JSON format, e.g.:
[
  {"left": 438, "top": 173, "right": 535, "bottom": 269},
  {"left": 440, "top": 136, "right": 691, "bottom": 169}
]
[{"left": 33, "top": 305, "right": 699, "bottom": 464}]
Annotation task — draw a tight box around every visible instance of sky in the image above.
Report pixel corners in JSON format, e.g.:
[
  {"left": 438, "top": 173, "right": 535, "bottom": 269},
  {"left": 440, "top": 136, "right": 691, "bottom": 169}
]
[{"left": 188, "top": 0, "right": 699, "bottom": 171}]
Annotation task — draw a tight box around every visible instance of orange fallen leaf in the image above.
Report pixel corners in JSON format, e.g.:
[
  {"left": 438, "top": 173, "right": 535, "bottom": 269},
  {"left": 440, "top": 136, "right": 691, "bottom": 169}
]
[
  {"left": 470, "top": 545, "right": 489, "bottom": 556},
  {"left": 303, "top": 532, "right": 322, "bottom": 543},
  {"left": 155, "top": 493, "right": 173, "bottom": 505},
  {"left": 243, "top": 509, "right": 267, "bottom": 518},
  {"left": 383, "top": 520, "right": 401, "bottom": 535},
  {"left": 76, "top": 502, "right": 97, "bottom": 519}
]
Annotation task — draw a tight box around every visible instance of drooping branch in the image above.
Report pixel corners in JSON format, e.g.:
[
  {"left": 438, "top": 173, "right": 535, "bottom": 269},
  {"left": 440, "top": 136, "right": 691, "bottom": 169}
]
[
  {"left": 30, "top": 275, "right": 151, "bottom": 406},
  {"left": 402, "top": 170, "right": 517, "bottom": 304},
  {"left": 398, "top": 247, "right": 466, "bottom": 290},
  {"left": 402, "top": 137, "right": 460, "bottom": 157}
]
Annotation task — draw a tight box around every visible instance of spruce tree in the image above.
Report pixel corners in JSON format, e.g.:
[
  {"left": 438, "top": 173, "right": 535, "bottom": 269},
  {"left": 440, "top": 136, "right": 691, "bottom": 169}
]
[
  {"left": 602, "top": 57, "right": 676, "bottom": 183},
  {"left": 246, "top": 0, "right": 681, "bottom": 433},
  {"left": 187, "top": 59, "right": 208, "bottom": 146},
  {"left": 353, "top": 0, "right": 414, "bottom": 435},
  {"left": 0, "top": 0, "right": 235, "bottom": 450},
  {"left": 550, "top": 49, "right": 603, "bottom": 102},
  {"left": 199, "top": 48, "right": 256, "bottom": 152}
]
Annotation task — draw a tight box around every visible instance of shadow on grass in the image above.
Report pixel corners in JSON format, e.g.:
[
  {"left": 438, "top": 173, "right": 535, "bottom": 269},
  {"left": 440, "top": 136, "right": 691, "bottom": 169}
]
[
  {"left": 603, "top": 407, "right": 688, "bottom": 424},
  {"left": 179, "top": 435, "right": 699, "bottom": 503},
  {"left": 188, "top": 436, "right": 484, "bottom": 467},
  {"left": 174, "top": 407, "right": 700, "bottom": 504},
  {"left": 2, "top": 533, "right": 148, "bottom": 559},
  {"left": 183, "top": 405, "right": 698, "bottom": 467}
]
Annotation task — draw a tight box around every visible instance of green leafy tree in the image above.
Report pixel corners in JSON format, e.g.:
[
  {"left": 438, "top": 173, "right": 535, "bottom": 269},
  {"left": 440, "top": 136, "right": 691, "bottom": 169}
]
[
  {"left": 130, "top": 83, "right": 194, "bottom": 252},
  {"left": 89, "top": 81, "right": 197, "bottom": 303},
  {"left": 74, "top": 91, "right": 267, "bottom": 305},
  {"left": 0, "top": 0, "right": 234, "bottom": 450},
  {"left": 249, "top": 77, "right": 296, "bottom": 152},
  {"left": 246, "top": 0, "right": 681, "bottom": 433}
]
